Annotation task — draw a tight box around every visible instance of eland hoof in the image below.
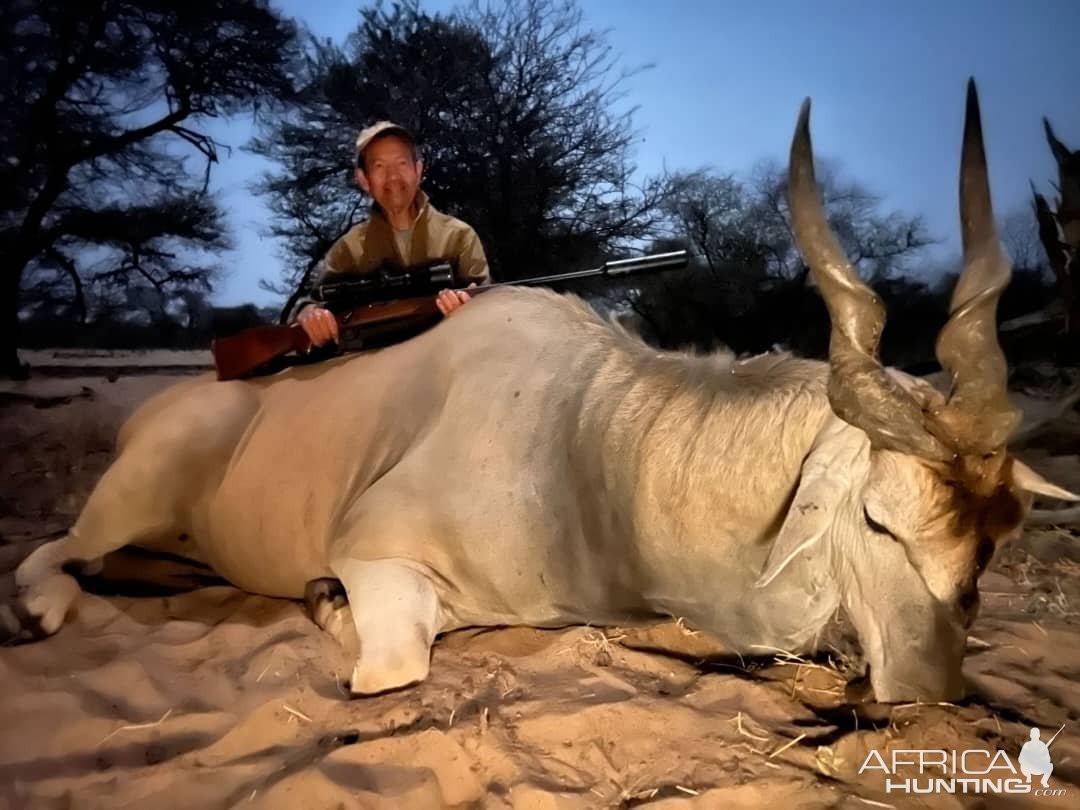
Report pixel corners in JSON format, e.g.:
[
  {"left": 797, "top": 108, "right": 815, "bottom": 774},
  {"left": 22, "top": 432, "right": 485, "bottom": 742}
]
[{"left": 347, "top": 651, "right": 431, "bottom": 698}]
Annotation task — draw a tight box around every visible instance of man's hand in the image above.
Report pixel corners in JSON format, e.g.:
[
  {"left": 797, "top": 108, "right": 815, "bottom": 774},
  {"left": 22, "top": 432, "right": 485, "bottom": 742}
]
[
  {"left": 436, "top": 283, "right": 478, "bottom": 317},
  {"left": 297, "top": 304, "right": 340, "bottom": 347}
]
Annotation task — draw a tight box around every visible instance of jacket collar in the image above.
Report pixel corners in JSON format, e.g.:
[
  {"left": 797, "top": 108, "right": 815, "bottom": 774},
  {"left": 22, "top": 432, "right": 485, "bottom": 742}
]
[{"left": 370, "top": 189, "right": 432, "bottom": 229}]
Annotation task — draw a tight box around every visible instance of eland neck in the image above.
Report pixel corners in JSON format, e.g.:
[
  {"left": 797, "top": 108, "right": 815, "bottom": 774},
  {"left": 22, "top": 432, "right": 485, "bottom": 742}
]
[{"left": 568, "top": 339, "right": 837, "bottom": 640}]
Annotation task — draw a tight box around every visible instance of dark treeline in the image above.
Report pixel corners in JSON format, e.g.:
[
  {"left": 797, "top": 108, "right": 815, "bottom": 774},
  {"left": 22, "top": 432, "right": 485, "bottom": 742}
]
[{"left": 4, "top": 0, "right": 1070, "bottom": 376}]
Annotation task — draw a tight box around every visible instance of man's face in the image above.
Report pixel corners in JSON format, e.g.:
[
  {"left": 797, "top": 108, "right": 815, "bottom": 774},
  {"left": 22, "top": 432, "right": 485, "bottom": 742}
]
[{"left": 356, "top": 135, "right": 423, "bottom": 214}]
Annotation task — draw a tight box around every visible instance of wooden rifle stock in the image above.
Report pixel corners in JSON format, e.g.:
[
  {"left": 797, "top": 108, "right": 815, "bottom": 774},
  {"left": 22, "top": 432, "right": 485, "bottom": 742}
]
[
  {"left": 210, "top": 249, "right": 689, "bottom": 381},
  {"left": 211, "top": 294, "right": 446, "bottom": 381},
  {"left": 210, "top": 322, "right": 310, "bottom": 382}
]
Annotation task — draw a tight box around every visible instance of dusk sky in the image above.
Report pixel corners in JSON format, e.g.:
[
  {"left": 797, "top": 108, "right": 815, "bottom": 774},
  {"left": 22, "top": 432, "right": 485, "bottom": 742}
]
[{"left": 201, "top": 0, "right": 1080, "bottom": 306}]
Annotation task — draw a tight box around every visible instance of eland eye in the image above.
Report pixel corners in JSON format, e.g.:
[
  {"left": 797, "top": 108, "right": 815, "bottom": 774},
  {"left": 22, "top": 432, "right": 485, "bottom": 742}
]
[{"left": 862, "top": 505, "right": 895, "bottom": 539}]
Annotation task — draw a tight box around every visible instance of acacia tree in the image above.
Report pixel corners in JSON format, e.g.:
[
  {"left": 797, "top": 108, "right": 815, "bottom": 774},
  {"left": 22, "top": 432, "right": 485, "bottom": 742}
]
[
  {"left": 0, "top": 0, "right": 300, "bottom": 377},
  {"left": 737, "top": 159, "right": 933, "bottom": 282},
  {"left": 1001, "top": 206, "right": 1044, "bottom": 271},
  {"left": 659, "top": 172, "right": 766, "bottom": 279},
  {"left": 251, "top": 0, "right": 679, "bottom": 315},
  {"left": 601, "top": 162, "right": 934, "bottom": 355}
]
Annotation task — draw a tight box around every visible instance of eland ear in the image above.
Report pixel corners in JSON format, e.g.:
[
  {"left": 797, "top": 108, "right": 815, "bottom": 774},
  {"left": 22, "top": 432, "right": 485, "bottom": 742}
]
[
  {"left": 755, "top": 419, "right": 866, "bottom": 588},
  {"left": 1011, "top": 458, "right": 1080, "bottom": 501}
]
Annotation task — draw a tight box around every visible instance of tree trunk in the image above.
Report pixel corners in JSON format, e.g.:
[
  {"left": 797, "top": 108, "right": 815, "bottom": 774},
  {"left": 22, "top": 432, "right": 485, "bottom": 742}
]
[
  {"left": 0, "top": 267, "right": 29, "bottom": 380},
  {"left": 1063, "top": 256, "right": 1080, "bottom": 363}
]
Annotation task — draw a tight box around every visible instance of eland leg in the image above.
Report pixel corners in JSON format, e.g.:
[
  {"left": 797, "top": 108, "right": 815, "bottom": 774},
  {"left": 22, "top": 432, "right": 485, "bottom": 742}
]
[
  {"left": 3, "top": 383, "right": 257, "bottom": 644},
  {"left": 3, "top": 455, "right": 179, "bottom": 643},
  {"left": 304, "top": 577, "right": 357, "bottom": 655},
  {"left": 330, "top": 558, "right": 441, "bottom": 697}
]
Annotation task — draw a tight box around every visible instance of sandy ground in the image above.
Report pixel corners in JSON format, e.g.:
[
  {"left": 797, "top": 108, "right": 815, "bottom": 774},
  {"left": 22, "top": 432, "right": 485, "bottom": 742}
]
[{"left": 1, "top": 350, "right": 1079, "bottom": 809}]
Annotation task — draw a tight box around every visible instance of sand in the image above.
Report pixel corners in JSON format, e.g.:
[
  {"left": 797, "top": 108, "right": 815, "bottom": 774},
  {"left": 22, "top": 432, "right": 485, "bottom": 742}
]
[{"left": 1, "top": 350, "right": 1078, "bottom": 809}]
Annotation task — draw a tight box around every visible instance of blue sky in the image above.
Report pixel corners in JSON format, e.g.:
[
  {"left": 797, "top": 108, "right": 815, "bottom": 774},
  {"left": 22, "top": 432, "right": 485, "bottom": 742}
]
[{"left": 202, "top": 0, "right": 1080, "bottom": 306}]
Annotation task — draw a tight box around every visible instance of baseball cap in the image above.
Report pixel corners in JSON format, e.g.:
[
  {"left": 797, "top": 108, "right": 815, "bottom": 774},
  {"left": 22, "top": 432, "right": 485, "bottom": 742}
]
[{"left": 354, "top": 120, "right": 415, "bottom": 167}]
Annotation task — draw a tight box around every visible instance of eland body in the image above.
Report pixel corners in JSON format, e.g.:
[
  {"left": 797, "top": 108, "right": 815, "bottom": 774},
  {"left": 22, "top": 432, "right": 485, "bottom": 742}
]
[{"left": 6, "top": 80, "right": 1077, "bottom": 702}]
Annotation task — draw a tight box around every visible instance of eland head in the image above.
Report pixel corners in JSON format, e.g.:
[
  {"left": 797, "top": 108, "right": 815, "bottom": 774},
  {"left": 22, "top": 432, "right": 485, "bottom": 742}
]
[{"left": 781, "top": 78, "right": 1078, "bottom": 653}]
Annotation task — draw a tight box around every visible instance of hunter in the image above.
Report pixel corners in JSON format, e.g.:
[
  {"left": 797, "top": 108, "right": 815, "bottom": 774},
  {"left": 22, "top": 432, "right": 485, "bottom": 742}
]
[{"left": 288, "top": 121, "right": 491, "bottom": 347}]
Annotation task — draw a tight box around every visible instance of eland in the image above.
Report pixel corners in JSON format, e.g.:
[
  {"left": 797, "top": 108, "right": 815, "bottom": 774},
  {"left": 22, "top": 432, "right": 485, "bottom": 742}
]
[{"left": 5, "top": 79, "right": 1077, "bottom": 703}]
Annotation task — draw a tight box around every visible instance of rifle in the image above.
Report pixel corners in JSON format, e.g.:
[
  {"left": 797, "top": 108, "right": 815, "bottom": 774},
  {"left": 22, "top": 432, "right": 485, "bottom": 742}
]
[{"left": 210, "top": 250, "right": 689, "bottom": 381}]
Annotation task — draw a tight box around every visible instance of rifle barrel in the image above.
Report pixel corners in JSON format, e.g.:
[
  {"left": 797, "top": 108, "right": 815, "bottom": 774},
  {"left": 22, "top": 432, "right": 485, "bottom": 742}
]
[
  {"left": 210, "top": 249, "right": 689, "bottom": 380},
  {"left": 481, "top": 250, "right": 688, "bottom": 290}
]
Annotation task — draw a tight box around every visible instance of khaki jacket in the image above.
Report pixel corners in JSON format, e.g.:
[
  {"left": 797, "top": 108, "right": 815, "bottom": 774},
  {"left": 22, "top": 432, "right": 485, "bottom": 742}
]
[{"left": 288, "top": 191, "right": 490, "bottom": 321}]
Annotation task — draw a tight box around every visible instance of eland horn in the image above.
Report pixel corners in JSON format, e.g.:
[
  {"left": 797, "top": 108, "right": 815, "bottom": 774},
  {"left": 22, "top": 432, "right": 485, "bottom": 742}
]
[
  {"left": 786, "top": 97, "right": 954, "bottom": 461},
  {"left": 932, "top": 78, "right": 1022, "bottom": 456}
]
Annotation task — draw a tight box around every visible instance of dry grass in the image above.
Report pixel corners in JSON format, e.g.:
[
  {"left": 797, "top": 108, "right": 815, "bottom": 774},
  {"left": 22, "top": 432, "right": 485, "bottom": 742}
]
[
  {"left": 98, "top": 708, "right": 173, "bottom": 746},
  {"left": 555, "top": 626, "right": 627, "bottom": 668}
]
